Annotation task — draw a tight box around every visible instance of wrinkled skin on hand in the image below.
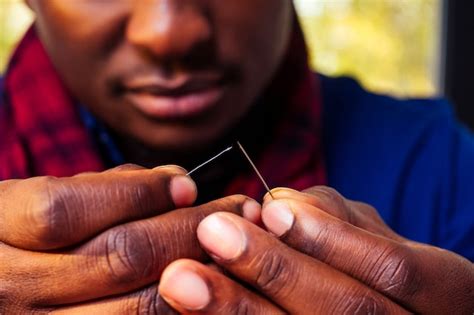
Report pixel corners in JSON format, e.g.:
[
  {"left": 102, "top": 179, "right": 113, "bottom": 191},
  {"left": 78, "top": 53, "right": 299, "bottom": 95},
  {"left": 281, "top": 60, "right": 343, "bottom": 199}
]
[
  {"left": 159, "top": 187, "right": 474, "bottom": 314},
  {"left": 0, "top": 164, "right": 259, "bottom": 314}
]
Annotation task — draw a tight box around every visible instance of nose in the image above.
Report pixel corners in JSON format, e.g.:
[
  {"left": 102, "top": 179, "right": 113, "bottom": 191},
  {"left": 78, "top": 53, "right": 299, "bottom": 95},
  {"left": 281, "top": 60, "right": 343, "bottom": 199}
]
[{"left": 126, "top": 0, "right": 212, "bottom": 60}]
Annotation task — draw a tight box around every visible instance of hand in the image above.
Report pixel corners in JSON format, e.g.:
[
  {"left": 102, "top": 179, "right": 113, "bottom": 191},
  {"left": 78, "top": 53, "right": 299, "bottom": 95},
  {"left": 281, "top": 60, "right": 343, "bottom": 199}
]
[
  {"left": 159, "top": 186, "right": 474, "bottom": 314},
  {"left": 0, "top": 164, "right": 260, "bottom": 314}
]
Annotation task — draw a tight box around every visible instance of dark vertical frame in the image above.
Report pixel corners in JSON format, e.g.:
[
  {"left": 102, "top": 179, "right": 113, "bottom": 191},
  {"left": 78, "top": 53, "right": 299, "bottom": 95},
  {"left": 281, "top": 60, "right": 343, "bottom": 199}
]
[{"left": 443, "top": 0, "right": 474, "bottom": 130}]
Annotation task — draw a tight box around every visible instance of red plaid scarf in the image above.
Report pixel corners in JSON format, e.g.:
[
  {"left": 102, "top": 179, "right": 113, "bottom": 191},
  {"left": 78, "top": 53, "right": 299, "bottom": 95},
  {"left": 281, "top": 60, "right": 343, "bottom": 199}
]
[{"left": 0, "top": 22, "right": 326, "bottom": 199}]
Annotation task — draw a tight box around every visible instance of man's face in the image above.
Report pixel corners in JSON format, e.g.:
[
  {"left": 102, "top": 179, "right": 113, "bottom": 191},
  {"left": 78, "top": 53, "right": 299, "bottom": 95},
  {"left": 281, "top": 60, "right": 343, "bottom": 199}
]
[{"left": 29, "top": 0, "right": 293, "bottom": 150}]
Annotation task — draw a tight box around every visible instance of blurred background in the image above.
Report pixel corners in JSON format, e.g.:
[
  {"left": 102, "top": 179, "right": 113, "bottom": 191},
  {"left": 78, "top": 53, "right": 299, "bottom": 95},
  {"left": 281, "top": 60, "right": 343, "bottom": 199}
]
[{"left": 0, "top": 0, "right": 472, "bottom": 128}]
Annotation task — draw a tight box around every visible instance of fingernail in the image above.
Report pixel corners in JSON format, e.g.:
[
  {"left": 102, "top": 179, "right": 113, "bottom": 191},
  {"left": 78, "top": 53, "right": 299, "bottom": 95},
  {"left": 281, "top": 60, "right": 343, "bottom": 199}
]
[
  {"left": 153, "top": 165, "right": 187, "bottom": 173},
  {"left": 262, "top": 200, "right": 294, "bottom": 237},
  {"left": 160, "top": 266, "right": 210, "bottom": 310},
  {"left": 242, "top": 199, "right": 262, "bottom": 224},
  {"left": 170, "top": 176, "right": 197, "bottom": 207},
  {"left": 197, "top": 213, "right": 245, "bottom": 260}
]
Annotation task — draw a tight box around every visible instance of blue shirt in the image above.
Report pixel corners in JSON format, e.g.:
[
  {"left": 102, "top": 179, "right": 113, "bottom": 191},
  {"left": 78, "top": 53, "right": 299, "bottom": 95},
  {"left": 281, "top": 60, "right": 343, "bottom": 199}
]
[{"left": 321, "top": 75, "right": 474, "bottom": 260}]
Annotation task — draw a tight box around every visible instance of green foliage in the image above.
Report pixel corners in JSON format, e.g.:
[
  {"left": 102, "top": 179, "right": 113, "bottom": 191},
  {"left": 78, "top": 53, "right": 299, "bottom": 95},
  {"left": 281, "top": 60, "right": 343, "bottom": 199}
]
[{"left": 296, "top": 0, "right": 440, "bottom": 97}]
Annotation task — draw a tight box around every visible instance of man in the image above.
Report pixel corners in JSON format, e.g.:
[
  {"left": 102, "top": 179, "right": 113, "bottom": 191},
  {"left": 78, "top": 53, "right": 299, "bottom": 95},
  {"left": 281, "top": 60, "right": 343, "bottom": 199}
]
[{"left": 0, "top": 1, "right": 472, "bottom": 314}]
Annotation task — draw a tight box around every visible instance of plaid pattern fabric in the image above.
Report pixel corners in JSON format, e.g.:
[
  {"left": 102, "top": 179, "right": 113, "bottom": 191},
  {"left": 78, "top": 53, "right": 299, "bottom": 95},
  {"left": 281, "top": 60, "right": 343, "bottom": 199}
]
[
  {"left": 0, "top": 23, "right": 326, "bottom": 199},
  {"left": 0, "top": 27, "right": 104, "bottom": 179},
  {"left": 224, "top": 21, "right": 326, "bottom": 198}
]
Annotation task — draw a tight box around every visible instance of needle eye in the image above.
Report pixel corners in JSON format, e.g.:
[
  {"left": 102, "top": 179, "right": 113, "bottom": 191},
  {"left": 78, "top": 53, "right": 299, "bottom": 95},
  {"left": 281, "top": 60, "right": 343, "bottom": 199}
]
[{"left": 185, "top": 141, "right": 274, "bottom": 199}]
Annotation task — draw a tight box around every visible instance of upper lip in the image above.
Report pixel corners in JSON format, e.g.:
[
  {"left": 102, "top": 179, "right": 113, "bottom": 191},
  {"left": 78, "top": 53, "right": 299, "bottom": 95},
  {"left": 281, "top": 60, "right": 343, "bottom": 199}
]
[{"left": 122, "top": 73, "right": 224, "bottom": 97}]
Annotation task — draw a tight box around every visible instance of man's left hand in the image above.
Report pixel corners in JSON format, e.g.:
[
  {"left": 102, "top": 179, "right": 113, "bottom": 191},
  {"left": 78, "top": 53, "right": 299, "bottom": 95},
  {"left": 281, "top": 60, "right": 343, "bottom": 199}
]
[{"left": 159, "top": 186, "right": 474, "bottom": 314}]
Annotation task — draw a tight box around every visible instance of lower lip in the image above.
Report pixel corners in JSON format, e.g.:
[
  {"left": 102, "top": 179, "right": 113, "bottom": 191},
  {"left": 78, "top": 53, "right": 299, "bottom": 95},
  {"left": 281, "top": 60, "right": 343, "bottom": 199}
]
[{"left": 124, "top": 87, "right": 224, "bottom": 119}]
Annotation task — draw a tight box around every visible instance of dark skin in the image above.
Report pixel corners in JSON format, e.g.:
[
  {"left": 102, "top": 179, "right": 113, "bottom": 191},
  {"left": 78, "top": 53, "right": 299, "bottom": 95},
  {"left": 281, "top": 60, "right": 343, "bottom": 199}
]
[
  {"left": 0, "top": 164, "right": 262, "bottom": 313},
  {"left": 160, "top": 188, "right": 474, "bottom": 314},
  {"left": 1, "top": 0, "right": 472, "bottom": 313},
  {"left": 29, "top": 0, "right": 292, "bottom": 160}
]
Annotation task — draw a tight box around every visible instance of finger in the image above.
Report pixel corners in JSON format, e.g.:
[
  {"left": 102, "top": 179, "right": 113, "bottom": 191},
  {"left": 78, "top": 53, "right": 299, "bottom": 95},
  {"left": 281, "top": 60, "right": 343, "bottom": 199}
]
[
  {"left": 197, "top": 212, "right": 409, "bottom": 314},
  {"left": 104, "top": 163, "right": 147, "bottom": 172},
  {"left": 265, "top": 187, "right": 402, "bottom": 240},
  {"left": 71, "top": 164, "right": 147, "bottom": 178},
  {"left": 49, "top": 284, "right": 176, "bottom": 315},
  {"left": 0, "top": 165, "right": 197, "bottom": 250},
  {"left": 159, "top": 259, "right": 284, "bottom": 314},
  {"left": 262, "top": 198, "right": 424, "bottom": 311},
  {"left": 4, "top": 195, "right": 254, "bottom": 306},
  {"left": 0, "top": 179, "right": 21, "bottom": 190}
]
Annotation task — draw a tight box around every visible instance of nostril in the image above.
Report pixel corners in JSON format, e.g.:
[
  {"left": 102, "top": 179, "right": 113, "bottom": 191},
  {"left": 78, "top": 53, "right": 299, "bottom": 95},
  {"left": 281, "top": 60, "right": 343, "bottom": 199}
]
[{"left": 126, "top": 3, "right": 212, "bottom": 59}]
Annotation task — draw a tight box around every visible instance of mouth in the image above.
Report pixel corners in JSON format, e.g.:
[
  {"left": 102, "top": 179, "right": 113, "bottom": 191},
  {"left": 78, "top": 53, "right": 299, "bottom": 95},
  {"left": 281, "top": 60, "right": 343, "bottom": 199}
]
[{"left": 121, "top": 74, "right": 226, "bottom": 119}]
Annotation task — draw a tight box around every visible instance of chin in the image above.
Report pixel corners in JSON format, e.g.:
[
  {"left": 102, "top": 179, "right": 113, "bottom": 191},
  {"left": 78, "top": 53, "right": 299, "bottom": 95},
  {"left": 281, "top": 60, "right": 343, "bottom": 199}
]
[{"left": 133, "top": 124, "right": 224, "bottom": 151}]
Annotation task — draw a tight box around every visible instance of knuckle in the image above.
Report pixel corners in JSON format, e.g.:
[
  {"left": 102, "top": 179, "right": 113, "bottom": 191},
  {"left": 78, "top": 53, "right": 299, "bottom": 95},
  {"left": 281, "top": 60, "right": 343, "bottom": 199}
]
[
  {"left": 212, "top": 294, "right": 272, "bottom": 315},
  {"left": 307, "top": 186, "right": 352, "bottom": 220},
  {"left": 25, "top": 177, "right": 69, "bottom": 247},
  {"left": 309, "top": 186, "right": 344, "bottom": 203},
  {"left": 373, "top": 244, "right": 422, "bottom": 300},
  {"left": 320, "top": 187, "right": 347, "bottom": 210},
  {"left": 253, "top": 249, "right": 293, "bottom": 297},
  {"left": 228, "top": 299, "right": 251, "bottom": 315},
  {"left": 132, "top": 285, "right": 172, "bottom": 315},
  {"left": 350, "top": 201, "right": 381, "bottom": 223},
  {"left": 102, "top": 225, "right": 155, "bottom": 286},
  {"left": 340, "top": 293, "right": 389, "bottom": 315},
  {"left": 313, "top": 221, "right": 349, "bottom": 261},
  {"left": 354, "top": 202, "right": 377, "bottom": 216},
  {"left": 227, "top": 299, "right": 283, "bottom": 315},
  {"left": 128, "top": 181, "right": 156, "bottom": 214}
]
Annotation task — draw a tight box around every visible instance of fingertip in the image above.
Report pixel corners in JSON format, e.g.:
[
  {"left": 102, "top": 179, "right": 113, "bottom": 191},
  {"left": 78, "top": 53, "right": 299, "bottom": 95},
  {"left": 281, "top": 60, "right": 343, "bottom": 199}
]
[
  {"left": 242, "top": 198, "right": 262, "bottom": 225},
  {"left": 262, "top": 200, "right": 295, "bottom": 237},
  {"left": 159, "top": 260, "right": 210, "bottom": 311},
  {"left": 197, "top": 212, "right": 245, "bottom": 260},
  {"left": 170, "top": 175, "right": 197, "bottom": 208}
]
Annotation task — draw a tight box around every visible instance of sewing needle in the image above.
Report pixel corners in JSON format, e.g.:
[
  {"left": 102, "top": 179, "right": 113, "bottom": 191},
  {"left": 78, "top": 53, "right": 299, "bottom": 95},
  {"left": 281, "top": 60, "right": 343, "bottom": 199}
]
[
  {"left": 187, "top": 145, "right": 234, "bottom": 176},
  {"left": 237, "top": 141, "right": 275, "bottom": 199}
]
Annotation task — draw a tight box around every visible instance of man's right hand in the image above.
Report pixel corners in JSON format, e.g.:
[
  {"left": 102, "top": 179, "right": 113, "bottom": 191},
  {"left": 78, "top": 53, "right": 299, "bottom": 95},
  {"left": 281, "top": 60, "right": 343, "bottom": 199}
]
[{"left": 0, "top": 165, "right": 257, "bottom": 314}]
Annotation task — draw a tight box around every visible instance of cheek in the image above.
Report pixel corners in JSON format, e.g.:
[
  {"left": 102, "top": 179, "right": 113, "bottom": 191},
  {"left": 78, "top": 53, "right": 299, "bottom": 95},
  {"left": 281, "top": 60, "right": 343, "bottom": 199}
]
[
  {"left": 34, "top": 1, "right": 131, "bottom": 68},
  {"left": 213, "top": 0, "right": 293, "bottom": 105},
  {"left": 33, "top": 1, "right": 132, "bottom": 107},
  {"left": 35, "top": 1, "right": 130, "bottom": 36},
  {"left": 216, "top": 0, "right": 292, "bottom": 78}
]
